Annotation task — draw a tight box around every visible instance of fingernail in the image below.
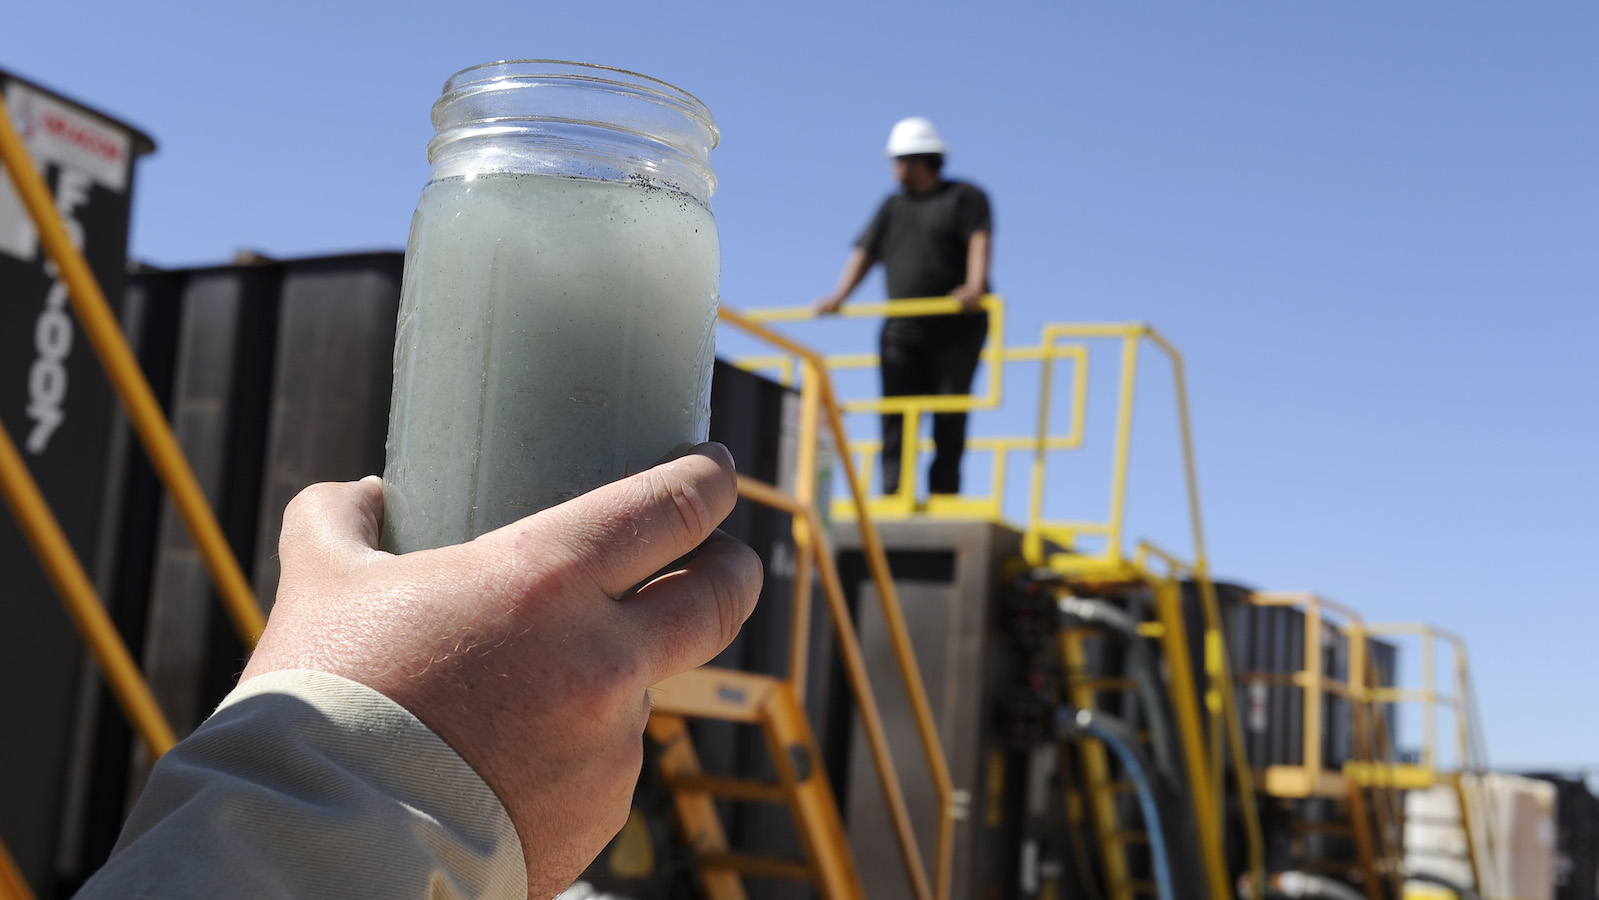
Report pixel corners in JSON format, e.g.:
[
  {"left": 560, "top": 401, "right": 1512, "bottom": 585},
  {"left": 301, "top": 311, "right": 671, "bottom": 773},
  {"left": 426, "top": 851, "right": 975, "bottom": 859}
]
[{"left": 360, "top": 474, "right": 383, "bottom": 485}]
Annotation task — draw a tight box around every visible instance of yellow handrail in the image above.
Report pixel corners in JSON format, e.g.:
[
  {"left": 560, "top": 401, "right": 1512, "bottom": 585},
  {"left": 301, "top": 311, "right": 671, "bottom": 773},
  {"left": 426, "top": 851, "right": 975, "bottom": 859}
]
[
  {"left": 1354, "top": 624, "right": 1501, "bottom": 897},
  {"left": 740, "top": 301, "right": 1267, "bottom": 900},
  {"left": 720, "top": 305, "right": 956, "bottom": 900},
  {"left": 740, "top": 296, "right": 1002, "bottom": 520},
  {"left": 0, "top": 91, "right": 264, "bottom": 648},
  {"left": 1245, "top": 591, "right": 1366, "bottom": 795},
  {"left": 1137, "top": 541, "right": 1266, "bottom": 900}
]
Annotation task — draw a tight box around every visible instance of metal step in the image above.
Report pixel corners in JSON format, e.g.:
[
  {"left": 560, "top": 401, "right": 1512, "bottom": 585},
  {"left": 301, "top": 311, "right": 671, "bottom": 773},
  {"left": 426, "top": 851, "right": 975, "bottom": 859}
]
[
  {"left": 700, "top": 853, "right": 812, "bottom": 881},
  {"left": 665, "top": 774, "right": 786, "bottom": 804}
]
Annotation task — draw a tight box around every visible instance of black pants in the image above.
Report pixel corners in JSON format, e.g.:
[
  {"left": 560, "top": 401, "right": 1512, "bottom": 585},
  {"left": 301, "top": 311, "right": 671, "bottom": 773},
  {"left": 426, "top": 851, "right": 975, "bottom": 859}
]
[{"left": 879, "top": 318, "right": 988, "bottom": 496}]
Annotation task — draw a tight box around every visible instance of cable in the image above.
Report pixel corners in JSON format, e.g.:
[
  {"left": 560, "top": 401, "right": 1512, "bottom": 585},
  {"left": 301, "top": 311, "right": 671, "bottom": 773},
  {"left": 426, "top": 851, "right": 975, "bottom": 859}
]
[
  {"left": 1058, "top": 597, "right": 1181, "bottom": 791},
  {"left": 1058, "top": 707, "right": 1174, "bottom": 900},
  {"left": 1056, "top": 740, "right": 1109, "bottom": 900},
  {"left": 1259, "top": 872, "right": 1367, "bottom": 900}
]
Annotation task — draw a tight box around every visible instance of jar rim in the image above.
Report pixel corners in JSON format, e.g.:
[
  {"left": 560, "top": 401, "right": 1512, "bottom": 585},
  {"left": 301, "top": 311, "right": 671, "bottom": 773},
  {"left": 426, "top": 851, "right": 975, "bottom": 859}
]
[
  {"left": 429, "top": 60, "right": 719, "bottom": 200},
  {"left": 441, "top": 60, "right": 715, "bottom": 141}
]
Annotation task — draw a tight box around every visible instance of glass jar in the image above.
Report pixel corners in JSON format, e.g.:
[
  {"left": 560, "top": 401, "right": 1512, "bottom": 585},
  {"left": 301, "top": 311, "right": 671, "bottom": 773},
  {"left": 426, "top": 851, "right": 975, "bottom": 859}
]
[{"left": 380, "top": 60, "right": 720, "bottom": 553}]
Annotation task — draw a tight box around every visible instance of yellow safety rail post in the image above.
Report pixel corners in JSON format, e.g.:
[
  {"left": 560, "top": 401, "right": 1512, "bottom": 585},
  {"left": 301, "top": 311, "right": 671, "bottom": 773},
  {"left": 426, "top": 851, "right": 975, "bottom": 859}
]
[
  {"left": 1245, "top": 591, "right": 1369, "bottom": 798},
  {"left": 785, "top": 357, "right": 822, "bottom": 697},
  {"left": 741, "top": 304, "right": 1267, "bottom": 900},
  {"left": 1246, "top": 592, "right": 1391, "bottom": 898},
  {"left": 1132, "top": 325, "right": 1266, "bottom": 900},
  {"left": 1019, "top": 333, "right": 1089, "bottom": 564},
  {"left": 1138, "top": 543, "right": 1265, "bottom": 900},
  {"left": 1352, "top": 624, "right": 1502, "bottom": 900},
  {"left": 1355, "top": 650, "right": 1407, "bottom": 900},
  {"left": 1019, "top": 322, "right": 1146, "bottom": 571},
  {"left": 0, "top": 91, "right": 264, "bottom": 647},
  {"left": 720, "top": 305, "right": 957, "bottom": 900}
]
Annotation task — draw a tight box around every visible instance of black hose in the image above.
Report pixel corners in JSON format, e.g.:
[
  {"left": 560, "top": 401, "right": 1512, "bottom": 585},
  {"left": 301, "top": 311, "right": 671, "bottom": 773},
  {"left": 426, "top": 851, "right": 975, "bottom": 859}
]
[{"left": 1058, "top": 707, "right": 1176, "bottom": 900}]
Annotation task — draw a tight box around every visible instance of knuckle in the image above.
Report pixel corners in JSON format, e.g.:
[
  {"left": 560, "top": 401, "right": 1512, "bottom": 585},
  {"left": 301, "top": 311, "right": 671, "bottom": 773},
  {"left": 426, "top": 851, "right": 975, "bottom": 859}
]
[
  {"left": 651, "top": 469, "right": 714, "bottom": 543},
  {"left": 710, "top": 575, "right": 744, "bottom": 649},
  {"left": 284, "top": 480, "right": 339, "bottom": 523},
  {"left": 487, "top": 511, "right": 599, "bottom": 600},
  {"left": 710, "top": 546, "right": 761, "bottom": 649},
  {"left": 713, "top": 581, "right": 742, "bottom": 650},
  {"left": 278, "top": 482, "right": 343, "bottom": 566}
]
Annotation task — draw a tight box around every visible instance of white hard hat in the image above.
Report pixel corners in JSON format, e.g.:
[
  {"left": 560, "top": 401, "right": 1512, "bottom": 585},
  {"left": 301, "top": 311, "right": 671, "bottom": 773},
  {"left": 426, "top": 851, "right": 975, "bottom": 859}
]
[{"left": 885, "top": 117, "right": 948, "bottom": 157}]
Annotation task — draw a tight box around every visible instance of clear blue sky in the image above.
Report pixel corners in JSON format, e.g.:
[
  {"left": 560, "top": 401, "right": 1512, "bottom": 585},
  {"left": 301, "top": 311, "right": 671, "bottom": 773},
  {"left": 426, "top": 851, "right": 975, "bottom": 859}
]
[{"left": 6, "top": 3, "right": 1594, "bottom": 770}]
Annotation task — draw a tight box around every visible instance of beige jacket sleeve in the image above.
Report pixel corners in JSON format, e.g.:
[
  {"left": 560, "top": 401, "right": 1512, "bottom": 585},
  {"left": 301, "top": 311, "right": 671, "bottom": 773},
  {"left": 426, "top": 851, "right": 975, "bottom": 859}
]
[{"left": 75, "top": 669, "right": 527, "bottom": 900}]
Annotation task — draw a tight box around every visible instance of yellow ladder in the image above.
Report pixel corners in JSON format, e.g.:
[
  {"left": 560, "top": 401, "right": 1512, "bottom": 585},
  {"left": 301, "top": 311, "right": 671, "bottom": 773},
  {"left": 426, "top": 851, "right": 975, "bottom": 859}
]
[
  {"left": 1059, "top": 619, "right": 1157, "bottom": 900},
  {"left": 647, "top": 666, "right": 863, "bottom": 900},
  {"left": 1348, "top": 655, "right": 1406, "bottom": 900}
]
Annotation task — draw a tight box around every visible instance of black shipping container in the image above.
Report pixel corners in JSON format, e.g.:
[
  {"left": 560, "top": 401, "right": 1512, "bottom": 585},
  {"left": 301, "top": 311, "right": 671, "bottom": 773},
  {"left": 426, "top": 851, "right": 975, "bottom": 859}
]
[
  {"left": 1223, "top": 597, "right": 1400, "bottom": 773},
  {"left": 54, "top": 254, "right": 402, "bottom": 895},
  {"left": 0, "top": 69, "right": 153, "bottom": 898}
]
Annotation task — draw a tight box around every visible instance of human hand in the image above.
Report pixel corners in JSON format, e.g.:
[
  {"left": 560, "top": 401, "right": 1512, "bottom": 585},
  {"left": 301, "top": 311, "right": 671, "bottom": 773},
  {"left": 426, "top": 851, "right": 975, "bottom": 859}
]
[
  {"left": 950, "top": 284, "right": 986, "bottom": 312},
  {"left": 242, "top": 443, "right": 763, "bottom": 899},
  {"left": 814, "top": 292, "right": 846, "bottom": 315}
]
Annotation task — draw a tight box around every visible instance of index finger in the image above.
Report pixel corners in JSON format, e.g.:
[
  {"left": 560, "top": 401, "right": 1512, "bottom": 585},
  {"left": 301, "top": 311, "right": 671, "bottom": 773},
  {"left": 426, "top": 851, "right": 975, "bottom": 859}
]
[{"left": 484, "top": 442, "right": 741, "bottom": 598}]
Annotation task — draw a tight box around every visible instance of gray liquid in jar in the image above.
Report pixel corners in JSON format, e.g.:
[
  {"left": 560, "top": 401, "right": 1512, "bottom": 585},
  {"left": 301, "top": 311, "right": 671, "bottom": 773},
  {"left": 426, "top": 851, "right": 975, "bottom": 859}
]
[{"left": 380, "top": 172, "right": 719, "bottom": 553}]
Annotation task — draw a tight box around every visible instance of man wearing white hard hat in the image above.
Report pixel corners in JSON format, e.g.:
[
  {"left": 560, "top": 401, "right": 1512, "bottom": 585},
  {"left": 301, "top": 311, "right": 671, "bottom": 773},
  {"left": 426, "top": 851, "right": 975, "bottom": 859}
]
[{"left": 817, "top": 116, "right": 993, "bottom": 498}]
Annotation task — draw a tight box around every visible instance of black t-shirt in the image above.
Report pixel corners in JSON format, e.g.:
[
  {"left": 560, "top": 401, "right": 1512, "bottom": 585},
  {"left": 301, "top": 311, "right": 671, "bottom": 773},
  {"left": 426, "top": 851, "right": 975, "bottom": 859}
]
[{"left": 856, "top": 179, "right": 993, "bottom": 301}]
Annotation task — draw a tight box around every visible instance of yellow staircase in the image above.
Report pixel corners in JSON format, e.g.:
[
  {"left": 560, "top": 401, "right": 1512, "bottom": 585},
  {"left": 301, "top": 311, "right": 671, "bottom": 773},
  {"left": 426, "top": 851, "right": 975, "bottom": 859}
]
[{"left": 648, "top": 667, "right": 860, "bottom": 899}]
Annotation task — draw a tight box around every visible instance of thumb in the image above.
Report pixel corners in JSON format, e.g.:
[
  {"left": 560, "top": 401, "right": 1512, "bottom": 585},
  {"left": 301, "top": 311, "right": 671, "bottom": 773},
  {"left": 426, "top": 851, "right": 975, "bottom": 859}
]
[{"left": 277, "top": 476, "right": 387, "bottom": 578}]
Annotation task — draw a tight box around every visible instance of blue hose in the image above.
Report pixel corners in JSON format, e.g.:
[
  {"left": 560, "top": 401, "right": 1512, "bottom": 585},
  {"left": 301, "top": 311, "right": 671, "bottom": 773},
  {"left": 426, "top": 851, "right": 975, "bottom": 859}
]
[{"left": 1059, "top": 707, "right": 1175, "bottom": 900}]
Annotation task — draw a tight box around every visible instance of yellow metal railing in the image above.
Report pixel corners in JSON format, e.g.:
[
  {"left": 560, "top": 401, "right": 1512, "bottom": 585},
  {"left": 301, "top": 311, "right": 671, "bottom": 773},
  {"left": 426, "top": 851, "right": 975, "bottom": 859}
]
[
  {"left": 1236, "top": 593, "right": 1505, "bottom": 899},
  {"left": 741, "top": 295, "right": 1008, "bottom": 519},
  {"left": 1136, "top": 542, "right": 1266, "bottom": 900},
  {"left": 1240, "top": 592, "right": 1397, "bottom": 899},
  {"left": 718, "top": 306, "right": 956, "bottom": 900},
  {"left": 740, "top": 299, "right": 1266, "bottom": 900},
  {"left": 1242, "top": 591, "right": 1372, "bottom": 799},
  {"left": 1347, "top": 624, "right": 1480, "bottom": 785},
  {"left": 738, "top": 303, "right": 1209, "bottom": 576},
  {"left": 1348, "top": 624, "right": 1502, "bottom": 897}
]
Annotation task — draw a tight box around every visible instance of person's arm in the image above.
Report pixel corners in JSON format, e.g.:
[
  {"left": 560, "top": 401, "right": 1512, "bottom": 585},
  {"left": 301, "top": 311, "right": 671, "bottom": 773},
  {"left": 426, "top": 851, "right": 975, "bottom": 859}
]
[
  {"left": 77, "top": 445, "right": 762, "bottom": 900},
  {"left": 949, "top": 229, "right": 991, "bottom": 311},
  {"left": 77, "top": 669, "right": 527, "bottom": 900},
  {"left": 816, "top": 246, "right": 874, "bottom": 315}
]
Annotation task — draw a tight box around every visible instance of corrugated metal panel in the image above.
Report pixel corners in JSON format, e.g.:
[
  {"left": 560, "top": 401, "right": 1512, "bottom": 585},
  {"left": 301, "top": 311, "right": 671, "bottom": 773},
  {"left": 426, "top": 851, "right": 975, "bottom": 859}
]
[
  {"left": 63, "top": 270, "right": 185, "bottom": 890},
  {"left": 249, "top": 254, "right": 402, "bottom": 609}
]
